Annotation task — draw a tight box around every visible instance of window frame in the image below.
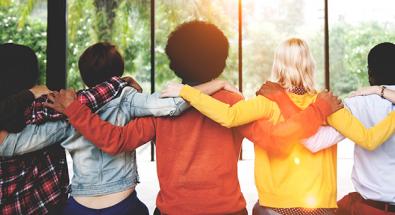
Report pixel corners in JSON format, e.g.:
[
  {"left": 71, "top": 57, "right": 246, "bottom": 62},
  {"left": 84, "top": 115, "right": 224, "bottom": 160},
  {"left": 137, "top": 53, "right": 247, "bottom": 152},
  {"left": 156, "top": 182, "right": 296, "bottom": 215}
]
[{"left": 47, "top": 0, "right": 330, "bottom": 160}]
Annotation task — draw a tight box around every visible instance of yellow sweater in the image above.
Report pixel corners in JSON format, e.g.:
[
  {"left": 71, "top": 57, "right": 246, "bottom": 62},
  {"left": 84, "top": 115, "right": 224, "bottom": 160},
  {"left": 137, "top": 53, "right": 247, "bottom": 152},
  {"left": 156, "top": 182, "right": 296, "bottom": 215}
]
[{"left": 180, "top": 85, "right": 395, "bottom": 208}]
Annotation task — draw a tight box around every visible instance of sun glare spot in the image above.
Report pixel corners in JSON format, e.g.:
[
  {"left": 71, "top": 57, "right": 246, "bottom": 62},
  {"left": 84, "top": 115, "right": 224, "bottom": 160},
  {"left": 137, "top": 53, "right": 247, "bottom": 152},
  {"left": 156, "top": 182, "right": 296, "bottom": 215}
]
[
  {"left": 293, "top": 157, "right": 301, "bottom": 165},
  {"left": 306, "top": 196, "right": 317, "bottom": 207}
]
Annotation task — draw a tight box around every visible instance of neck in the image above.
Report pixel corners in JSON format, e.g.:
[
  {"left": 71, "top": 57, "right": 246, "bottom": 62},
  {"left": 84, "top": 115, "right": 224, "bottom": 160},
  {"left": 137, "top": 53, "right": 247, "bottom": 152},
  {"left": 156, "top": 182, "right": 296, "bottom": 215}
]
[{"left": 182, "top": 80, "right": 203, "bottom": 86}]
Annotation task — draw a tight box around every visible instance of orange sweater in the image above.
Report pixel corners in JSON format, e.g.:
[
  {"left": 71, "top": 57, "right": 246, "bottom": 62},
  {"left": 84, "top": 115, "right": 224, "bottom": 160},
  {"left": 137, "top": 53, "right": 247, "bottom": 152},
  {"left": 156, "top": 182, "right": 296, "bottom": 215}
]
[
  {"left": 64, "top": 90, "right": 329, "bottom": 214},
  {"left": 66, "top": 91, "right": 247, "bottom": 214}
]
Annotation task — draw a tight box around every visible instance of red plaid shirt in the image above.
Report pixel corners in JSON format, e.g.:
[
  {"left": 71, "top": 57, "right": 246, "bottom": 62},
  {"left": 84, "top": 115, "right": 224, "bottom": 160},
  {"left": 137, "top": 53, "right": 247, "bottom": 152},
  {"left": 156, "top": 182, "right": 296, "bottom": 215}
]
[
  {"left": 0, "top": 145, "right": 69, "bottom": 215},
  {"left": 24, "top": 76, "right": 128, "bottom": 124},
  {"left": 0, "top": 77, "right": 128, "bottom": 214}
]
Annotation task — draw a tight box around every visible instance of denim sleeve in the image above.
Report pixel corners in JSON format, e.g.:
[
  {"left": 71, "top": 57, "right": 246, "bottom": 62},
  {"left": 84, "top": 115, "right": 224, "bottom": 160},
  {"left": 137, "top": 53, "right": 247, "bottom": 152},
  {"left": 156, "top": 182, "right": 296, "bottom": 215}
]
[
  {"left": 121, "top": 90, "right": 189, "bottom": 118},
  {"left": 0, "top": 121, "right": 70, "bottom": 156}
]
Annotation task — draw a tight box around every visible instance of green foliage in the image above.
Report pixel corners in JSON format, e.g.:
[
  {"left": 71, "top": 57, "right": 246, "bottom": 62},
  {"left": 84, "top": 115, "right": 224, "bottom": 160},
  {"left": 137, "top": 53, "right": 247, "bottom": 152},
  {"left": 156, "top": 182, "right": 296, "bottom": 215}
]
[
  {"left": 18, "top": 0, "right": 36, "bottom": 29},
  {"left": 1, "top": 0, "right": 395, "bottom": 97},
  {"left": 0, "top": 3, "right": 47, "bottom": 84},
  {"left": 66, "top": 0, "right": 151, "bottom": 90},
  {"left": 329, "top": 21, "right": 395, "bottom": 97}
]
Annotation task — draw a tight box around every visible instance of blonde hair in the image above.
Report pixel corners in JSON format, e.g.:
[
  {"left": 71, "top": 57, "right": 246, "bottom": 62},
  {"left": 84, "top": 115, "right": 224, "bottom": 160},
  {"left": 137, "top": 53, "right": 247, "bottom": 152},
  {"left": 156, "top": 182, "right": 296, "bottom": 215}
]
[{"left": 270, "top": 38, "right": 317, "bottom": 94}]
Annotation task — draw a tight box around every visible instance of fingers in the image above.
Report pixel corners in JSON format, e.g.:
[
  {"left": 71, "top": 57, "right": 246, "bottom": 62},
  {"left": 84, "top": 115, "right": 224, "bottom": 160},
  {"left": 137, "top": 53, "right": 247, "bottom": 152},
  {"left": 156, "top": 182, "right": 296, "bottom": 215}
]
[
  {"left": 122, "top": 76, "right": 133, "bottom": 81},
  {"left": 160, "top": 90, "right": 170, "bottom": 98},
  {"left": 67, "top": 88, "right": 77, "bottom": 98},
  {"left": 47, "top": 93, "right": 56, "bottom": 103},
  {"left": 43, "top": 102, "right": 55, "bottom": 109},
  {"left": 130, "top": 83, "right": 143, "bottom": 93},
  {"left": 334, "top": 102, "right": 344, "bottom": 112},
  {"left": 160, "top": 87, "right": 170, "bottom": 98}
]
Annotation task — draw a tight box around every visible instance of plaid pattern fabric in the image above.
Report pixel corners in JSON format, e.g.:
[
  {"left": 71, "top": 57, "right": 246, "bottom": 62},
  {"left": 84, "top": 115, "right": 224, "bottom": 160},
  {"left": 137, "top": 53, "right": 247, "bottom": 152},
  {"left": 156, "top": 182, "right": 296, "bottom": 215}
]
[
  {"left": 270, "top": 207, "right": 336, "bottom": 215},
  {"left": 25, "top": 76, "right": 127, "bottom": 124},
  {"left": 0, "top": 145, "right": 69, "bottom": 215}
]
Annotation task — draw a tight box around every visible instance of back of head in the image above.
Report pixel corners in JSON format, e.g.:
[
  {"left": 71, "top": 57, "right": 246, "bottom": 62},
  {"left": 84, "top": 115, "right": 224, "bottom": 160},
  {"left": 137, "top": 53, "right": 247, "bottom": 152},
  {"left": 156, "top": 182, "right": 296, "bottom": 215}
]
[
  {"left": 270, "top": 38, "right": 316, "bottom": 94},
  {"left": 79, "top": 42, "right": 124, "bottom": 87},
  {"left": 165, "top": 21, "right": 229, "bottom": 85},
  {"left": 368, "top": 42, "right": 395, "bottom": 86},
  {"left": 0, "top": 43, "right": 39, "bottom": 100}
]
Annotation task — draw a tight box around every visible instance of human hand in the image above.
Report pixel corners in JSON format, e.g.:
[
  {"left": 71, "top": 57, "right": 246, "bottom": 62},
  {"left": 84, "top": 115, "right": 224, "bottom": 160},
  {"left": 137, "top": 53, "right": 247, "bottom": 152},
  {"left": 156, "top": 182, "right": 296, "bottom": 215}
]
[
  {"left": 0, "top": 130, "right": 8, "bottom": 144},
  {"left": 349, "top": 86, "right": 381, "bottom": 97},
  {"left": 29, "top": 85, "right": 52, "bottom": 98},
  {"left": 122, "top": 76, "right": 143, "bottom": 93},
  {"left": 256, "top": 81, "right": 285, "bottom": 101},
  {"left": 316, "top": 90, "right": 344, "bottom": 115},
  {"left": 43, "top": 89, "right": 77, "bottom": 114},
  {"left": 222, "top": 81, "right": 242, "bottom": 96},
  {"left": 160, "top": 83, "right": 184, "bottom": 98}
]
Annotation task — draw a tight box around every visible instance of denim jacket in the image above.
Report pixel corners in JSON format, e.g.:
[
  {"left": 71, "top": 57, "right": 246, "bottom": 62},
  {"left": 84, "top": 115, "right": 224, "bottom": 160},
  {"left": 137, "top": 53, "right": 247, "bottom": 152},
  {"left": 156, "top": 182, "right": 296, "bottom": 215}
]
[{"left": 0, "top": 87, "right": 188, "bottom": 196}]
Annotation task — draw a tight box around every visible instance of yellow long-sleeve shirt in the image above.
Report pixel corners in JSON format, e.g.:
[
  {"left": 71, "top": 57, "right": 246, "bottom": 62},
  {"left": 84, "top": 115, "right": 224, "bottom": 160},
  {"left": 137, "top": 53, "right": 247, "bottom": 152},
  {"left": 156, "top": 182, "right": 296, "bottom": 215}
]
[{"left": 180, "top": 85, "right": 395, "bottom": 208}]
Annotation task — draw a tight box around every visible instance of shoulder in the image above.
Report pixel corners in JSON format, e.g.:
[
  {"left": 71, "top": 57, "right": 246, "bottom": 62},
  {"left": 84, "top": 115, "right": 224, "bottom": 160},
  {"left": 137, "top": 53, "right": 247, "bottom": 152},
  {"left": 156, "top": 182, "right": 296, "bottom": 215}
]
[
  {"left": 99, "top": 87, "right": 138, "bottom": 109},
  {"left": 212, "top": 90, "right": 244, "bottom": 105},
  {"left": 344, "top": 94, "right": 394, "bottom": 118}
]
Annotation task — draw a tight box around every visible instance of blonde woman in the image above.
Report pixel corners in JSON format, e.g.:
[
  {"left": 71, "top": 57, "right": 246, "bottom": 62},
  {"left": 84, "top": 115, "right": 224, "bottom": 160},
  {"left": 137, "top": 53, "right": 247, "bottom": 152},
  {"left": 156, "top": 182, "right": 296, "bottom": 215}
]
[{"left": 160, "top": 38, "right": 395, "bottom": 214}]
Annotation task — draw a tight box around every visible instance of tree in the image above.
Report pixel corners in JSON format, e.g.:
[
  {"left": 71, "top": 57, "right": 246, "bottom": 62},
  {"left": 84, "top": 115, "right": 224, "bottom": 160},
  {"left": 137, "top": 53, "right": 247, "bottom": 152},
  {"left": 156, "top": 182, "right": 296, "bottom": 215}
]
[{"left": 327, "top": 21, "right": 395, "bottom": 97}]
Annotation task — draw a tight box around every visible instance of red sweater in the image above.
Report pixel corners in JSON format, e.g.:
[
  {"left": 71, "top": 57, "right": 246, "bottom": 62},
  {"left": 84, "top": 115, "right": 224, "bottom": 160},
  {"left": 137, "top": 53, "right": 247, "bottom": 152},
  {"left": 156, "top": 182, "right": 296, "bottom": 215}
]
[{"left": 64, "top": 90, "right": 329, "bottom": 215}]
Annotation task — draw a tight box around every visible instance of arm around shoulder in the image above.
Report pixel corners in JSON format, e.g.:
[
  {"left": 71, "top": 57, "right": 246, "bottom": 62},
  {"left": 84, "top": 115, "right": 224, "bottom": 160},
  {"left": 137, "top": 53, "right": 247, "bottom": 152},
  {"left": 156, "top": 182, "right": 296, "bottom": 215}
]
[
  {"left": 328, "top": 108, "right": 395, "bottom": 150},
  {"left": 127, "top": 91, "right": 189, "bottom": 117},
  {"left": 0, "top": 121, "right": 70, "bottom": 156},
  {"left": 179, "top": 85, "right": 276, "bottom": 127},
  {"left": 64, "top": 101, "right": 156, "bottom": 155}
]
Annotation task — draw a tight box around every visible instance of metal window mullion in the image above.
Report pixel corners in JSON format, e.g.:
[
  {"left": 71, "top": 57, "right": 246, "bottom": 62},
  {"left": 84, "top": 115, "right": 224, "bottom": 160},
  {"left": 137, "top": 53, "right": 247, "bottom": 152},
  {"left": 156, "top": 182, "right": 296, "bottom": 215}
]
[
  {"left": 150, "top": 0, "right": 156, "bottom": 162},
  {"left": 324, "top": 0, "right": 330, "bottom": 90},
  {"left": 46, "top": 0, "right": 67, "bottom": 90},
  {"left": 238, "top": 0, "right": 243, "bottom": 160}
]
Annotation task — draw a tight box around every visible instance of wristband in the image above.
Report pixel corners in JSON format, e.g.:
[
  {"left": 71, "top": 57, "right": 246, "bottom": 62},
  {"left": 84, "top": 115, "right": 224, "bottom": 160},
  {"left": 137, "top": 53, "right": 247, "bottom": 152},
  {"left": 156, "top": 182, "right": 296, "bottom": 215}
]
[{"left": 380, "top": 86, "right": 386, "bottom": 98}]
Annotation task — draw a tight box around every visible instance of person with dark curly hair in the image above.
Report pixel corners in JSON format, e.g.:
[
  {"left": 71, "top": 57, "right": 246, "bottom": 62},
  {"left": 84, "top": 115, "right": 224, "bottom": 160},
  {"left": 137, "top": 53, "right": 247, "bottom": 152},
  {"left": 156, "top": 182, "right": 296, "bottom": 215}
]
[
  {"left": 44, "top": 21, "right": 342, "bottom": 215},
  {"left": 0, "top": 42, "right": 197, "bottom": 215}
]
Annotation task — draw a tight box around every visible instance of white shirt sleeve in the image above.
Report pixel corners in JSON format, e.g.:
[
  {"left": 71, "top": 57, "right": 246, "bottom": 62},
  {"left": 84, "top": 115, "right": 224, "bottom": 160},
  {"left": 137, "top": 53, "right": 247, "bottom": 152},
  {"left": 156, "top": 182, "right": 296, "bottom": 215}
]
[{"left": 302, "top": 126, "right": 345, "bottom": 153}]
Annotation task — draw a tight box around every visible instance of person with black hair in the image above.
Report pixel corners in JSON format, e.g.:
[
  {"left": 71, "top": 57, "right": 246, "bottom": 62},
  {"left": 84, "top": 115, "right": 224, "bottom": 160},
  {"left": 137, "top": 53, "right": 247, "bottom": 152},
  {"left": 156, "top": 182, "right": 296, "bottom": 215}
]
[
  {"left": 44, "top": 21, "right": 343, "bottom": 215},
  {"left": 333, "top": 42, "right": 395, "bottom": 215},
  {"left": 349, "top": 42, "right": 395, "bottom": 102},
  {"left": 0, "top": 43, "right": 52, "bottom": 132},
  {"left": 0, "top": 43, "right": 69, "bottom": 215},
  {"left": 0, "top": 41, "right": 233, "bottom": 215}
]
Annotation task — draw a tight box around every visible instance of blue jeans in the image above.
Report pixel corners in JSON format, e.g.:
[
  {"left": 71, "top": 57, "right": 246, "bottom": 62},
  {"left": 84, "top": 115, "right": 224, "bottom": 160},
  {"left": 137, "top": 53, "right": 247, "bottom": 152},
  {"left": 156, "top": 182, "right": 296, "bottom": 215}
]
[{"left": 62, "top": 191, "right": 149, "bottom": 215}]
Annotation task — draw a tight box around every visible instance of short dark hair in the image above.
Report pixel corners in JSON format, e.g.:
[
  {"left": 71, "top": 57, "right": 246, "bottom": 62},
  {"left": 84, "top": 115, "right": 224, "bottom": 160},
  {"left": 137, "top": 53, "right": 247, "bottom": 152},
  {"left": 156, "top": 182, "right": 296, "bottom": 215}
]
[
  {"left": 165, "top": 21, "right": 229, "bottom": 85},
  {"left": 79, "top": 42, "right": 124, "bottom": 87},
  {"left": 368, "top": 42, "right": 395, "bottom": 85},
  {"left": 0, "top": 43, "right": 39, "bottom": 99}
]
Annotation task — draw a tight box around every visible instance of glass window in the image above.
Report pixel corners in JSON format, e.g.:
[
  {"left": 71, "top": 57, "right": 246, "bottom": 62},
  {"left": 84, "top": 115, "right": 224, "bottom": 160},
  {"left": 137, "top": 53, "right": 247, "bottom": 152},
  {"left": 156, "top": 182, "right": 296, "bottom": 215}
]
[
  {"left": 0, "top": 0, "right": 48, "bottom": 83},
  {"left": 155, "top": 0, "right": 239, "bottom": 90},
  {"left": 67, "top": 0, "right": 151, "bottom": 92},
  {"left": 243, "top": 0, "right": 325, "bottom": 97},
  {"left": 329, "top": 0, "right": 395, "bottom": 200},
  {"left": 329, "top": 0, "right": 395, "bottom": 97}
]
